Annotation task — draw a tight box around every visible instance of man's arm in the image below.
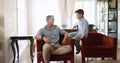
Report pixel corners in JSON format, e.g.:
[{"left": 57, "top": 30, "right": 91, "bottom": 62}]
[
  {"left": 58, "top": 26, "right": 68, "bottom": 45},
  {"left": 62, "top": 31, "right": 68, "bottom": 45},
  {"left": 35, "top": 29, "right": 51, "bottom": 44},
  {"left": 35, "top": 34, "right": 51, "bottom": 44},
  {"left": 35, "top": 34, "right": 42, "bottom": 40}
]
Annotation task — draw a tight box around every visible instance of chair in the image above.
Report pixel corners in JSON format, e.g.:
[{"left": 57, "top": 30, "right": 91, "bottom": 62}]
[
  {"left": 88, "top": 24, "right": 98, "bottom": 32},
  {"left": 36, "top": 35, "right": 74, "bottom": 63},
  {"left": 81, "top": 33, "right": 117, "bottom": 63}
]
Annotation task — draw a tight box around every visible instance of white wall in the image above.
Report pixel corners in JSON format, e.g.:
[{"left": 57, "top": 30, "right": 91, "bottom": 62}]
[
  {"left": 4, "top": 0, "right": 29, "bottom": 63},
  {"left": 0, "top": 0, "right": 4, "bottom": 63},
  {"left": 118, "top": 1, "right": 120, "bottom": 47},
  {"left": 27, "top": 0, "right": 33, "bottom": 35},
  {"left": 4, "top": 0, "right": 17, "bottom": 63},
  {"left": 17, "top": 0, "right": 29, "bottom": 52},
  {"left": 17, "top": 0, "right": 27, "bottom": 35},
  {"left": 118, "top": 13, "right": 120, "bottom": 47}
]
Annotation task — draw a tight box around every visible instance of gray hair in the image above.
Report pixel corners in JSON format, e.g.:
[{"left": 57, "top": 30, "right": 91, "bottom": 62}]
[{"left": 46, "top": 15, "right": 54, "bottom": 21}]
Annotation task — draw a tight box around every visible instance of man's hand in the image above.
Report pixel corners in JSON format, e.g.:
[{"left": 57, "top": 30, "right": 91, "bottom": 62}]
[
  {"left": 43, "top": 37, "right": 51, "bottom": 44},
  {"left": 35, "top": 35, "right": 41, "bottom": 40},
  {"left": 62, "top": 39, "right": 66, "bottom": 45},
  {"left": 62, "top": 31, "right": 68, "bottom": 45}
]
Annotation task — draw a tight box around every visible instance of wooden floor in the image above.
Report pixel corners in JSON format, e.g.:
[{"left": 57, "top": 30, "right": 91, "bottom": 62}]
[{"left": 15, "top": 45, "right": 120, "bottom": 63}]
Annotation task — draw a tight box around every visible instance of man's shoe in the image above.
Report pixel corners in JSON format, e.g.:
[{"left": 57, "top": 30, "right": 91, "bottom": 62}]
[
  {"left": 76, "top": 48, "right": 81, "bottom": 54},
  {"left": 76, "top": 51, "right": 80, "bottom": 54},
  {"left": 76, "top": 46, "right": 81, "bottom": 54}
]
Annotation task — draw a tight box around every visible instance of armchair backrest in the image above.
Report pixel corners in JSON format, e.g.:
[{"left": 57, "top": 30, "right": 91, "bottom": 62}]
[
  {"left": 85, "top": 33, "right": 105, "bottom": 45},
  {"left": 88, "top": 24, "right": 98, "bottom": 32},
  {"left": 59, "top": 34, "right": 64, "bottom": 45},
  {"left": 81, "top": 33, "right": 116, "bottom": 48}
]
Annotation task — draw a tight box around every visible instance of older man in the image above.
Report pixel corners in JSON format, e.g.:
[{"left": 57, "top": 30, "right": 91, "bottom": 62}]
[{"left": 35, "top": 15, "right": 72, "bottom": 63}]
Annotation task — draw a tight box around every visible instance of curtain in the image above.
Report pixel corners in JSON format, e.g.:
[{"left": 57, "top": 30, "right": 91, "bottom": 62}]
[
  {"left": 72, "top": 0, "right": 97, "bottom": 26},
  {"left": 118, "top": 0, "right": 120, "bottom": 47},
  {"left": 57, "top": 0, "right": 67, "bottom": 28},
  {"left": 57, "top": 0, "right": 75, "bottom": 28},
  {"left": 66, "top": 0, "right": 75, "bottom": 28},
  {"left": 28, "top": 0, "right": 61, "bottom": 35}
]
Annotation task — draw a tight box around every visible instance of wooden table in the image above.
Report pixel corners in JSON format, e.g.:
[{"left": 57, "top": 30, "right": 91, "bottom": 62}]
[
  {"left": 89, "top": 60, "right": 120, "bottom": 63},
  {"left": 10, "top": 36, "right": 34, "bottom": 63},
  {"left": 63, "top": 28, "right": 78, "bottom": 33}
]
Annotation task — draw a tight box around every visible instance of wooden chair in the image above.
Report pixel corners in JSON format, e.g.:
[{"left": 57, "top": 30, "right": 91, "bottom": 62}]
[
  {"left": 36, "top": 35, "right": 74, "bottom": 63},
  {"left": 81, "top": 33, "right": 117, "bottom": 63},
  {"left": 88, "top": 24, "right": 98, "bottom": 32}
]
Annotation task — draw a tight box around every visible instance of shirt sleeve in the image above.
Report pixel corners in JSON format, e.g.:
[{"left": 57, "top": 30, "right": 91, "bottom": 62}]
[
  {"left": 37, "top": 29, "right": 44, "bottom": 36},
  {"left": 81, "top": 20, "right": 88, "bottom": 38},
  {"left": 57, "top": 26, "right": 65, "bottom": 35}
]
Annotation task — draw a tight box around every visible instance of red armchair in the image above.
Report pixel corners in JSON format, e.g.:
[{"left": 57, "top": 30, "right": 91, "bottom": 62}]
[
  {"left": 36, "top": 35, "right": 74, "bottom": 63},
  {"left": 81, "top": 33, "right": 117, "bottom": 63}
]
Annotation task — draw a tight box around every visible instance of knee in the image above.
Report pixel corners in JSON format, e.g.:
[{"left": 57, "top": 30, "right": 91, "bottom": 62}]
[
  {"left": 65, "top": 45, "right": 72, "bottom": 52},
  {"left": 43, "top": 43, "right": 52, "bottom": 51},
  {"left": 68, "top": 33, "right": 71, "bottom": 37}
]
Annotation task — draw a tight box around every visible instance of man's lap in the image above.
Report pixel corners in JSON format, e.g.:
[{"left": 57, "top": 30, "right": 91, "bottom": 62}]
[{"left": 43, "top": 44, "right": 72, "bottom": 55}]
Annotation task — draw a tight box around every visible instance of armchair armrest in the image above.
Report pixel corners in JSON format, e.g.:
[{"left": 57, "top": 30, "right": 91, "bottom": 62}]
[
  {"left": 36, "top": 40, "right": 44, "bottom": 52},
  {"left": 103, "top": 36, "right": 117, "bottom": 48},
  {"left": 66, "top": 37, "right": 74, "bottom": 47},
  {"left": 81, "top": 38, "right": 87, "bottom": 46}
]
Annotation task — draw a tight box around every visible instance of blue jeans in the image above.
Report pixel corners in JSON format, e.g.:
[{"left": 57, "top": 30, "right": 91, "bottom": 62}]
[
  {"left": 68, "top": 31, "right": 81, "bottom": 40},
  {"left": 68, "top": 31, "right": 81, "bottom": 51}
]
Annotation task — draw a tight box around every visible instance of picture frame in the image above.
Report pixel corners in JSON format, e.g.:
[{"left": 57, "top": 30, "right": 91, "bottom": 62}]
[
  {"left": 108, "top": 9, "right": 116, "bottom": 20},
  {"left": 119, "top": 0, "right": 120, "bottom": 10},
  {"left": 109, "top": 33, "right": 116, "bottom": 38},
  {"left": 108, "top": 22, "right": 116, "bottom": 32}
]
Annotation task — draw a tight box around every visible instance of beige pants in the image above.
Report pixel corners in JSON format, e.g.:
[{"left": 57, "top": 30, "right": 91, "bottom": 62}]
[{"left": 43, "top": 43, "right": 72, "bottom": 63}]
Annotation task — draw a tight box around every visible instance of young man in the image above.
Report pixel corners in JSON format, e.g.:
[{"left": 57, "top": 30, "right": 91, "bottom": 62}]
[
  {"left": 35, "top": 15, "right": 72, "bottom": 63},
  {"left": 69, "top": 9, "right": 88, "bottom": 54}
]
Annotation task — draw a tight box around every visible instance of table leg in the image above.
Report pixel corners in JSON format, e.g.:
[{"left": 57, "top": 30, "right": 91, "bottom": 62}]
[
  {"left": 30, "top": 38, "right": 34, "bottom": 63},
  {"left": 11, "top": 40, "right": 16, "bottom": 63},
  {"left": 15, "top": 40, "right": 19, "bottom": 59}
]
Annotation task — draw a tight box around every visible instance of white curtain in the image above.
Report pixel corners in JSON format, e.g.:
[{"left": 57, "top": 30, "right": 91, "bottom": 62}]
[
  {"left": 66, "top": 0, "right": 75, "bottom": 28},
  {"left": 57, "top": 0, "right": 67, "bottom": 28},
  {"left": 57, "top": 0, "right": 75, "bottom": 28},
  {"left": 118, "top": 0, "right": 120, "bottom": 47},
  {"left": 72, "top": 0, "right": 97, "bottom": 26}
]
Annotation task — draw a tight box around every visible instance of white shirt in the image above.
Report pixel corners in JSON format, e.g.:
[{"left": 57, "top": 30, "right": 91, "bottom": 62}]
[{"left": 74, "top": 17, "right": 89, "bottom": 38}]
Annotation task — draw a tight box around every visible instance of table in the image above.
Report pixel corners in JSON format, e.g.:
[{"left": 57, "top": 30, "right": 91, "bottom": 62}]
[
  {"left": 63, "top": 28, "right": 78, "bottom": 33},
  {"left": 89, "top": 60, "right": 120, "bottom": 63},
  {"left": 10, "top": 36, "right": 34, "bottom": 63}
]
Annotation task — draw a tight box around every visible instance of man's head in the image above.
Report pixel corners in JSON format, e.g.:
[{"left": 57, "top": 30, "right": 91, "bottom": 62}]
[
  {"left": 46, "top": 15, "right": 54, "bottom": 25},
  {"left": 75, "top": 9, "right": 84, "bottom": 19}
]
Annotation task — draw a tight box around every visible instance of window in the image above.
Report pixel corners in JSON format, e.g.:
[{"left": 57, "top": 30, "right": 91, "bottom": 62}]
[
  {"left": 72, "top": 0, "right": 97, "bottom": 27},
  {"left": 18, "top": 0, "right": 97, "bottom": 35},
  {"left": 31, "top": 0, "right": 61, "bottom": 34}
]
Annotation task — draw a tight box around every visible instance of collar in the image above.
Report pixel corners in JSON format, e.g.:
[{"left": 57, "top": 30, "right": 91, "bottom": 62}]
[{"left": 45, "top": 25, "right": 57, "bottom": 30}]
